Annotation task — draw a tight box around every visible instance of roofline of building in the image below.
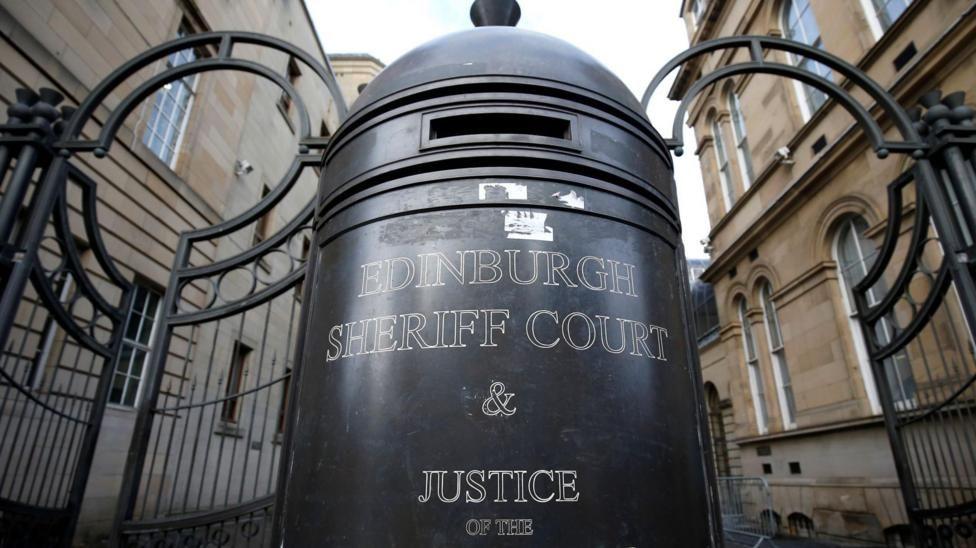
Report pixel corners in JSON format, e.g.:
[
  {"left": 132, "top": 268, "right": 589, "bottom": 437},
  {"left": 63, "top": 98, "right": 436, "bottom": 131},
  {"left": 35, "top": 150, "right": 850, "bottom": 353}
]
[
  {"left": 298, "top": 1, "right": 386, "bottom": 72},
  {"left": 328, "top": 53, "right": 386, "bottom": 68},
  {"left": 298, "top": 0, "right": 340, "bottom": 71}
]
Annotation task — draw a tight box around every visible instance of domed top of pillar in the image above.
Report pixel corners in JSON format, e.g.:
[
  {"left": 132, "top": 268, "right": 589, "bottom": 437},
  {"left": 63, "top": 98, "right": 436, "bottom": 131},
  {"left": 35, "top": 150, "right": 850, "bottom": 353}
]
[{"left": 349, "top": 11, "right": 646, "bottom": 120}]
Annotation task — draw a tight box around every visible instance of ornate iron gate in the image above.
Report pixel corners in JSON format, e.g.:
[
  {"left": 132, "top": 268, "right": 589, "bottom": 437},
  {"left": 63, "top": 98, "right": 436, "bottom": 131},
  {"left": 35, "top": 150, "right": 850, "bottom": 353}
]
[
  {"left": 0, "top": 89, "right": 133, "bottom": 545},
  {"left": 645, "top": 37, "right": 976, "bottom": 547},
  {"left": 32, "top": 32, "right": 352, "bottom": 547},
  {"left": 853, "top": 93, "right": 976, "bottom": 547}
]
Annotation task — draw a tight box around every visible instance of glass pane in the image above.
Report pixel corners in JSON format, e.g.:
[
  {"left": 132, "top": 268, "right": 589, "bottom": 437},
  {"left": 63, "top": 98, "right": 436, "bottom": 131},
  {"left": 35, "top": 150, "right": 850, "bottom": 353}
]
[
  {"left": 146, "top": 291, "right": 160, "bottom": 315},
  {"left": 117, "top": 344, "right": 134, "bottom": 374},
  {"left": 125, "top": 310, "right": 142, "bottom": 341},
  {"left": 123, "top": 378, "right": 138, "bottom": 406},
  {"left": 800, "top": 8, "right": 819, "bottom": 45},
  {"left": 133, "top": 287, "right": 148, "bottom": 313},
  {"left": 131, "top": 348, "right": 147, "bottom": 377},
  {"left": 161, "top": 92, "right": 176, "bottom": 120},
  {"left": 110, "top": 372, "right": 127, "bottom": 404},
  {"left": 138, "top": 313, "right": 155, "bottom": 345}
]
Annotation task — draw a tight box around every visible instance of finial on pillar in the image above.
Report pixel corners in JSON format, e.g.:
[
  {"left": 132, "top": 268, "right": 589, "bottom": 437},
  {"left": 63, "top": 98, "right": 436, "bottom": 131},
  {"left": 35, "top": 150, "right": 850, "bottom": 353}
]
[{"left": 470, "top": 0, "right": 521, "bottom": 27}]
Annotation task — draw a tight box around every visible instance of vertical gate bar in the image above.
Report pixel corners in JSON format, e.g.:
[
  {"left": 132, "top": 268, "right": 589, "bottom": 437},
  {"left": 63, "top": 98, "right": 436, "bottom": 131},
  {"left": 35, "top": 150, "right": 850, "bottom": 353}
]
[
  {"left": 0, "top": 88, "right": 43, "bottom": 253},
  {"left": 913, "top": 331, "right": 960, "bottom": 509},
  {"left": 193, "top": 319, "right": 224, "bottom": 511},
  {"left": 941, "top": 145, "right": 976, "bottom": 242},
  {"left": 237, "top": 300, "right": 273, "bottom": 504},
  {"left": 214, "top": 309, "right": 249, "bottom": 507},
  {"left": 905, "top": 158, "right": 976, "bottom": 537},
  {"left": 166, "top": 325, "right": 199, "bottom": 514},
  {"left": 939, "top": 304, "right": 976, "bottom": 481},
  {"left": 260, "top": 294, "right": 297, "bottom": 499},
  {"left": 110, "top": 234, "right": 189, "bottom": 546},
  {"left": 32, "top": 391, "right": 68, "bottom": 504},
  {"left": 0, "top": 298, "right": 46, "bottom": 489},
  {"left": 60, "top": 352, "right": 100, "bottom": 500},
  {"left": 0, "top": 367, "right": 41, "bottom": 495},
  {"left": 916, "top": 159, "right": 976, "bottom": 356},
  {"left": 186, "top": 322, "right": 223, "bottom": 512},
  {"left": 0, "top": 145, "right": 41, "bottom": 249},
  {"left": 141, "top": 380, "right": 169, "bottom": 517},
  {"left": 677, "top": 247, "right": 725, "bottom": 544},
  {"left": 15, "top": 387, "right": 56, "bottom": 502},
  {"left": 156, "top": 331, "right": 196, "bottom": 514},
  {"left": 200, "top": 384, "right": 221, "bottom": 510},
  {"left": 0, "top": 156, "right": 68, "bottom": 391},
  {"left": 925, "top": 314, "right": 974, "bottom": 505},
  {"left": 0, "top": 143, "right": 12, "bottom": 188},
  {"left": 864, "top": 334, "right": 923, "bottom": 543},
  {"left": 41, "top": 322, "right": 77, "bottom": 507},
  {"left": 253, "top": 361, "right": 274, "bottom": 499},
  {"left": 57, "top": 389, "right": 85, "bottom": 507}
]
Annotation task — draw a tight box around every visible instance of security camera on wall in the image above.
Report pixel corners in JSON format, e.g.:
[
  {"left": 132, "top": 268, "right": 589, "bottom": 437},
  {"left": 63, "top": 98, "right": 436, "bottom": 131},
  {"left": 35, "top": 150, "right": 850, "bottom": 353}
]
[
  {"left": 774, "top": 146, "right": 794, "bottom": 165},
  {"left": 234, "top": 160, "right": 254, "bottom": 176}
]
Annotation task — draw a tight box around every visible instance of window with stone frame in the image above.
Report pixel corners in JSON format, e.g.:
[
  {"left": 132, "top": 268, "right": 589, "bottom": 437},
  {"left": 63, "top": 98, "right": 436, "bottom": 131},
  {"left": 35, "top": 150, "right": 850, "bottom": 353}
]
[
  {"left": 252, "top": 184, "right": 274, "bottom": 246},
  {"left": 835, "top": 215, "right": 917, "bottom": 410},
  {"left": 705, "top": 383, "right": 731, "bottom": 477},
  {"left": 712, "top": 118, "right": 735, "bottom": 212},
  {"left": 109, "top": 285, "right": 162, "bottom": 407},
  {"left": 727, "top": 88, "right": 755, "bottom": 188},
  {"left": 760, "top": 282, "right": 797, "bottom": 429},
  {"left": 739, "top": 298, "right": 769, "bottom": 433},
  {"left": 690, "top": 0, "right": 707, "bottom": 25},
  {"left": 221, "top": 341, "right": 251, "bottom": 423},
  {"left": 782, "top": 0, "right": 831, "bottom": 119},
  {"left": 871, "top": 0, "right": 912, "bottom": 33},
  {"left": 278, "top": 57, "right": 302, "bottom": 118},
  {"left": 142, "top": 22, "right": 200, "bottom": 168}
]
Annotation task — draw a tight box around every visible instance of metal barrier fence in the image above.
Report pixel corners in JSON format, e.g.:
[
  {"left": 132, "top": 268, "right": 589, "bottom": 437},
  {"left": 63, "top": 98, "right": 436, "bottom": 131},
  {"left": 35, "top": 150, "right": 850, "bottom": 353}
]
[{"left": 718, "top": 476, "right": 777, "bottom": 547}]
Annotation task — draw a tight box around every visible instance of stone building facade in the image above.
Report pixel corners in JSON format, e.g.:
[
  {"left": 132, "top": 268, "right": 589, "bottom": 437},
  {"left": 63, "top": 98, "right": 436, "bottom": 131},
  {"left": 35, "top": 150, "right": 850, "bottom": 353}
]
[
  {"left": 0, "top": 0, "right": 381, "bottom": 544},
  {"left": 677, "top": 0, "right": 976, "bottom": 543}
]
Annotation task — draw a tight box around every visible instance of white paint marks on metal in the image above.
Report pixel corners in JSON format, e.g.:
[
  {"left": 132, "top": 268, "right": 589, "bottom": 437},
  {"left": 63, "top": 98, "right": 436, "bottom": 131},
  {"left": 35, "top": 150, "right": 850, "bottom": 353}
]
[
  {"left": 479, "top": 182, "right": 527, "bottom": 200},
  {"left": 552, "top": 190, "right": 584, "bottom": 209},
  {"left": 504, "top": 210, "right": 553, "bottom": 242}
]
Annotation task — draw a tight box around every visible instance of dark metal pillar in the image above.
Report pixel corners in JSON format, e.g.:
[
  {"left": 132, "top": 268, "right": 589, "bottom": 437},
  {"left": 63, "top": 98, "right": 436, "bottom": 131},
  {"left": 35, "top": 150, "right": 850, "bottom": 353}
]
[{"left": 276, "top": 2, "right": 721, "bottom": 545}]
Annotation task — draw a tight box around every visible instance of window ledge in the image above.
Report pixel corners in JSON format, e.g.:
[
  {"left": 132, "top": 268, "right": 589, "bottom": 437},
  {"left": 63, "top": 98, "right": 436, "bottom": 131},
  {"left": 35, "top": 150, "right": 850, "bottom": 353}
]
[
  {"left": 106, "top": 403, "right": 137, "bottom": 413},
  {"left": 214, "top": 422, "right": 246, "bottom": 438}
]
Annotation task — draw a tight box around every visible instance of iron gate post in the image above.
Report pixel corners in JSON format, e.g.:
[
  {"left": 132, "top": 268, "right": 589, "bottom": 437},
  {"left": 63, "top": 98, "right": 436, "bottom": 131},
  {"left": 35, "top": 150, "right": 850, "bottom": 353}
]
[{"left": 0, "top": 88, "right": 64, "bottom": 347}]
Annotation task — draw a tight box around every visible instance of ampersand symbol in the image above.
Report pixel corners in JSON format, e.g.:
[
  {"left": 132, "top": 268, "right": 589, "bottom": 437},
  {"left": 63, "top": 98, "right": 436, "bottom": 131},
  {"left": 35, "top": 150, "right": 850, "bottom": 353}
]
[{"left": 482, "top": 381, "right": 517, "bottom": 417}]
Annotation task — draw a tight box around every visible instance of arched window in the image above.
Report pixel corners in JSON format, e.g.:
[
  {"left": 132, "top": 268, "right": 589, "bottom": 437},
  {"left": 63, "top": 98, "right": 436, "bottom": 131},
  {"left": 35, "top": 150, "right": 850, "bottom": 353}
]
[
  {"left": 760, "top": 282, "right": 797, "bottom": 429},
  {"left": 782, "top": 0, "right": 831, "bottom": 119},
  {"left": 861, "top": 0, "right": 912, "bottom": 38},
  {"left": 691, "top": 0, "right": 707, "bottom": 25},
  {"left": 712, "top": 118, "right": 735, "bottom": 212},
  {"left": 739, "top": 298, "right": 769, "bottom": 433},
  {"left": 705, "top": 383, "right": 731, "bottom": 477},
  {"left": 834, "top": 216, "right": 917, "bottom": 410},
  {"left": 727, "top": 89, "right": 755, "bottom": 188}
]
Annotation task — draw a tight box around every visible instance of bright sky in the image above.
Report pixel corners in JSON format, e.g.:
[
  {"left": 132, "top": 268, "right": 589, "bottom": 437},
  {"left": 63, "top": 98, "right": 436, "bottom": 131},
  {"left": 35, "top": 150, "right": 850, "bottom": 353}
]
[{"left": 309, "top": 0, "right": 710, "bottom": 258}]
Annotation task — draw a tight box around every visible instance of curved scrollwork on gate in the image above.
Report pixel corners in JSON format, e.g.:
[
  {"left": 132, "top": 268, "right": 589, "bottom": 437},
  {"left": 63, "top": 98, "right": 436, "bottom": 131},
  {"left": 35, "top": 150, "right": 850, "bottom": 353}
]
[
  {"left": 645, "top": 37, "right": 976, "bottom": 547},
  {"left": 27, "top": 31, "right": 349, "bottom": 547},
  {"left": 851, "top": 94, "right": 976, "bottom": 547},
  {"left": 0, "top": 88, "right": 134, "bottom": 546}
]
